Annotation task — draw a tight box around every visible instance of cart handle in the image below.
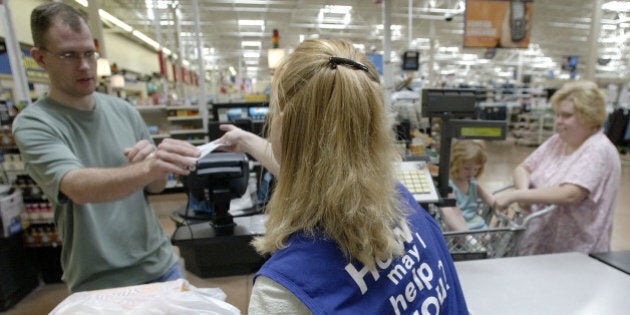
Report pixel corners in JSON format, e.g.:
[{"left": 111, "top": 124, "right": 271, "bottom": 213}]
[{"left": 521, "top": 204, "right": 557, "bottom": 227}]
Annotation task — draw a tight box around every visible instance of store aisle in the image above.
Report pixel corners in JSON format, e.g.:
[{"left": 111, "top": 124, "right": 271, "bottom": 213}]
[{"left": 3, "top": 140, "right": 630, "bottom": 314}]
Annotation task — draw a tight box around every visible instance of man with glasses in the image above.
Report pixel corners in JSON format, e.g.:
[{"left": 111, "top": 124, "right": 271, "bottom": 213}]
[{"left": 12, "top": 2, "right": 201, "bottom": 292}]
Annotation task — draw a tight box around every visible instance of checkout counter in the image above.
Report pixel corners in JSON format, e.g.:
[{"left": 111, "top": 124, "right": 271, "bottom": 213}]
[
  {"left": 455, "top": 252, "right": 630, "bottom": 314},
  {"left": 170, "top": 88, "right": 510, "bottom": 278},
  {"left": 165, "top": 90, "right": 629, "bottom": 314}
]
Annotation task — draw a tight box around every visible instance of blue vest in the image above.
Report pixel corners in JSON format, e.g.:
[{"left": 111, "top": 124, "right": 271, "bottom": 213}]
[{"left": 255, "top": 184, "right": 468, "bottom": 314}]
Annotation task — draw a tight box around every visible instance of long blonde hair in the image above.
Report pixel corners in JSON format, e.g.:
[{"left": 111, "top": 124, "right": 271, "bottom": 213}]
[{"left": 253, "top": 39, "right": 405, "bottom": 268}]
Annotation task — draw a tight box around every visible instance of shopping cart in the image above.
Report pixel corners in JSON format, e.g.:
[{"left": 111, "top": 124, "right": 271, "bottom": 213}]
[{"left": 430, "top": 188, "right": 557, "bottom": 261}]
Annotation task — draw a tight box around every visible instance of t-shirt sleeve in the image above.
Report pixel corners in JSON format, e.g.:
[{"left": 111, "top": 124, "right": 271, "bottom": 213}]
[
  {"left": 560, "top": 142, "right": 613, "bottom": 203},
  {"left": 249, "top": 276, "right": 313, "bottom": 315},
  {"left": 13, "top": 113, "right": 82, "bottom": 205},
  {"left": 524, "top": 135, "right": 556, "bottom": 171}
]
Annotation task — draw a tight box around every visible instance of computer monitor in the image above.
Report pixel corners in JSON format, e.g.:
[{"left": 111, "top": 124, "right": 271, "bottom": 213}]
[
  {"left": 402, "top": 50, "right": 420, "bottom": 71},
  {"left": 421, "top": 89, "right": 477, "bottom": 118},
  {"left": 248, "top": 107, "right": 268, "bottom": 121},
  {"left": 227, "top": 108, "right": 246, "bottom": 120}
]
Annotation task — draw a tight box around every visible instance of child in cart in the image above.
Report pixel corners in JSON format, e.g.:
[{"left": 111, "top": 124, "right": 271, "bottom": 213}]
[{"left": 441, "top": 140, "right": 496, "bottom": 249}]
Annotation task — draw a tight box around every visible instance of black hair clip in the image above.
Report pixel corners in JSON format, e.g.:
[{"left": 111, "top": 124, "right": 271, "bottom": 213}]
[{"left": 329, "top": 56, "right": 369, "bottom": 72}]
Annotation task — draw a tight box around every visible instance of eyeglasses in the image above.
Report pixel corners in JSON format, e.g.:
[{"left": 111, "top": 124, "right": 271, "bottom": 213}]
[{"left": 40, "top": 47, "right": 100, "bottom": 63}]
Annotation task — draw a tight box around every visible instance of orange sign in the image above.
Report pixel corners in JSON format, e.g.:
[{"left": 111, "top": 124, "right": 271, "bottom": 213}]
[{"left": 464, "top": 0, "right": 534, "bottom": 49}]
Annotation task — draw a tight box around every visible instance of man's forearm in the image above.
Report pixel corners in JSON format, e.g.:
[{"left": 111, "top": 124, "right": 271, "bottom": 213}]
[{"left": 60, "top": 161, "right": 163, "bottom": 204}]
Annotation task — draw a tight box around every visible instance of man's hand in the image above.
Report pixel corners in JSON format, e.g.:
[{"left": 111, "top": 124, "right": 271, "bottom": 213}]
[
  {"left": 124, "top": 139, "right": 155, "bottom": 163},
  {"left": 124, "top": 138, "right": 200, "bottom": 177}
]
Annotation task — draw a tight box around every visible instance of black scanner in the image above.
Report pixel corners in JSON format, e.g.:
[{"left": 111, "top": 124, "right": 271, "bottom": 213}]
[
  {"left": 173, "top": 151, "right": 268, "bottom": 277},
  {"left": 184, "top": 152, "right": 249, "bottom": 235}
]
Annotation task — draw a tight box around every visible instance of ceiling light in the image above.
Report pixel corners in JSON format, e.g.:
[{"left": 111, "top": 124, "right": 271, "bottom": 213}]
[
  {"left": 602, "top": 1, "right": 630, "bottom": 12},
  {"left": 268, "top": 48, "right": 285, "bottom": 69},
  {"left": 243, "top": 52, "right": 261, "bottom": 59},
  {"left": 317, "top": 5, "right": 352, "bottom": 28},
  {"left": 132, "top": 30, "right": 159, "bottom": 49},
  {"left": 228, "top": 66, "right": 237, "bottom": 76},
  {"left": 241, "top": 41, "right": 262, "bottom": 48},
  {"left": 97, "top": 58, "right": 111, "bottom": 77},
  {"left": 99, "top": 9, "right": 133, "bottom": 32},
  {"left": 238, "top": 20, "right": 265, "bottom": 27}
]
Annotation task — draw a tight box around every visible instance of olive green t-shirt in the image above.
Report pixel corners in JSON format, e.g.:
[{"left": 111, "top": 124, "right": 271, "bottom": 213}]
[{"left": 13, "top": 93, "right": 177, "bottom": 292}]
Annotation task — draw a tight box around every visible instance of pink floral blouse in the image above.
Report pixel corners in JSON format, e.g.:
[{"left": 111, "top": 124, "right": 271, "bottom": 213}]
[{"left": 518, "top": 131, "right": 621, "bottom": 255}]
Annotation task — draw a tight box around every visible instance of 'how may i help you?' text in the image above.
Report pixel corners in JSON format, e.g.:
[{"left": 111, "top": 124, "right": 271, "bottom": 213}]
[{"left": 344, "top": 221, "right": 451, "bottom": 315}]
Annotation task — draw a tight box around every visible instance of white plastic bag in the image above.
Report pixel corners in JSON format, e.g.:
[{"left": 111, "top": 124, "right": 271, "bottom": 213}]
[{"left": 49, "top": 279, "right": 240, "bottom": 315}]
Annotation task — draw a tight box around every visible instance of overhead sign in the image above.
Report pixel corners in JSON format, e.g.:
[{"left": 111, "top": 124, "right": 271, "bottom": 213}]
[
  {"left": 464, "top": 0, "right": 534, "bottom": 49},
  {"left": 0, "top": 38, "right": 48, "bottom": 81}
]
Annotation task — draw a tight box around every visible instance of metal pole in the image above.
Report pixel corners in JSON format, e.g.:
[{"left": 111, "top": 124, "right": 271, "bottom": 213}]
[
  {"left": 0, "top": 0, "right": 31, "bottom": 106},
  {"left": 382, "top": 0, "right": 393, "bottom": 105},
  {"left": 87, "top": 0, "right": 106, "bottom": 58},
  {"left": 585, "top": 0, "right": 602, "bottom": 81},
  {"left": 152, "top": 0, "right": 169, "bottom": 102},
  {"left": 174, "top": 5, "right": 185, "bottom": 102},
  {"left": 192, "top": 0, "right": 208, "bottom": 142}
]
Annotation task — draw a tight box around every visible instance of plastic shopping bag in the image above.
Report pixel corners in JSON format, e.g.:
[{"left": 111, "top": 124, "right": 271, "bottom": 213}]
[{"left": 49, "top": 279, "right": 240, "bottom": 315}]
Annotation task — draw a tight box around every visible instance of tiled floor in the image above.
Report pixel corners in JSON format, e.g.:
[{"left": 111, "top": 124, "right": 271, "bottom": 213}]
[{"left": 3, "top": 140, "right": 630, "bottom": 314}]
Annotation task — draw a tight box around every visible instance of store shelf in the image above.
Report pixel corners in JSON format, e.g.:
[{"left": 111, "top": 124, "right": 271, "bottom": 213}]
[
  {"left": 169, "top": 128, "right": 206, "bottom": 135},
  {"left": 167, "top": 116, "right": 202, "bottom": 122},
  {"left": 138, "top": 104, "right": 208, "bottom": 145},
  {"left": 512, "top": 111, "right": 555, "bottom": 146},
  {"left": 136, "top": 105, "right": 167, "bottom": 112}
]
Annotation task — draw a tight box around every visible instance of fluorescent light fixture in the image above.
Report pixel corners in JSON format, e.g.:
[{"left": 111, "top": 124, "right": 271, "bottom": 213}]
[
  {"left": 244, "top": 60, "right": 259, "bottom": 65},
  {"left": 97, "top": 58, "right": 111, "bottom": 77},
  {"left": 74, "top": 0, "right": 88, "bottom": 6},
  {"left": 243, "top": 52, "right": 261, "bottom": 59},
  {"left": 110, "top": 74, "right": 126, "bottom": 89},
  {"left": 318, "top": 5, "right": 352, "bottom": 27},
  {"left": 132, "top": 30, "right": 159, "bottom": 49},
  {"left": 241, "top": 41, "right": 262, "bottom": 48},
  {"left": 352, "top": 43, "right": 365, "bottom": 51},
  {"left": 268, "top": 48, "right": 285, "bottom": 69},
  {"left": 99, "top": 9, "right": 133, "bottom": 32},
  {"left": 603, "top": 1, "right": 630, "bottom": 12},
  {"left": 163, "top": 47, "right": 172, "bottom": 55},
  {"left": 322, "top": 5, "right": 352, "bottom": 14},
  {"left": 228, "top": 66, "right": 237, "bottom": 76},
  {"left": 238, "top": 19, "right": 265, "bottom": 27},
  {"left": 145, "top": 0, "right": 171, "bottom": 20}
]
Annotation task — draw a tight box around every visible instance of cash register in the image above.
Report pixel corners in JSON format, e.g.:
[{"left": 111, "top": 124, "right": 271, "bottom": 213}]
[
  {"left": 171, "top": 152, "right": 267, "bottom": 278},
  {"left": 421, "top": 88, "right": 507, "bottom": 201}
]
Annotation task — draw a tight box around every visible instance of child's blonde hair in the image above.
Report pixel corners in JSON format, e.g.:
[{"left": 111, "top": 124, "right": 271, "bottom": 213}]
[{"left": 449, "top": 140, "right": 487, "bottom": 179}]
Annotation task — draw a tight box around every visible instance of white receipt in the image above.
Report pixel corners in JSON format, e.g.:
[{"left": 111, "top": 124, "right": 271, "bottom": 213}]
[{"left": 187, "top": 140, "right": 226, "bottom": 162}]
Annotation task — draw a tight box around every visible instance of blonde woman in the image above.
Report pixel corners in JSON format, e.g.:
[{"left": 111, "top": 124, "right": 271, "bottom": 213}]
[
  {"left": 224, "top": 39, "right": 468, "bottom": 314},
  {"left": 494, "top": 80, "right": 621, "bottom": 255}
]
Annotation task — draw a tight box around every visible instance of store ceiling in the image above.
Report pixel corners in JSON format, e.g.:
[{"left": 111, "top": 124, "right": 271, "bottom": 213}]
[{"left": 84, "top": 0, "right": 629, "bottom": 85}]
